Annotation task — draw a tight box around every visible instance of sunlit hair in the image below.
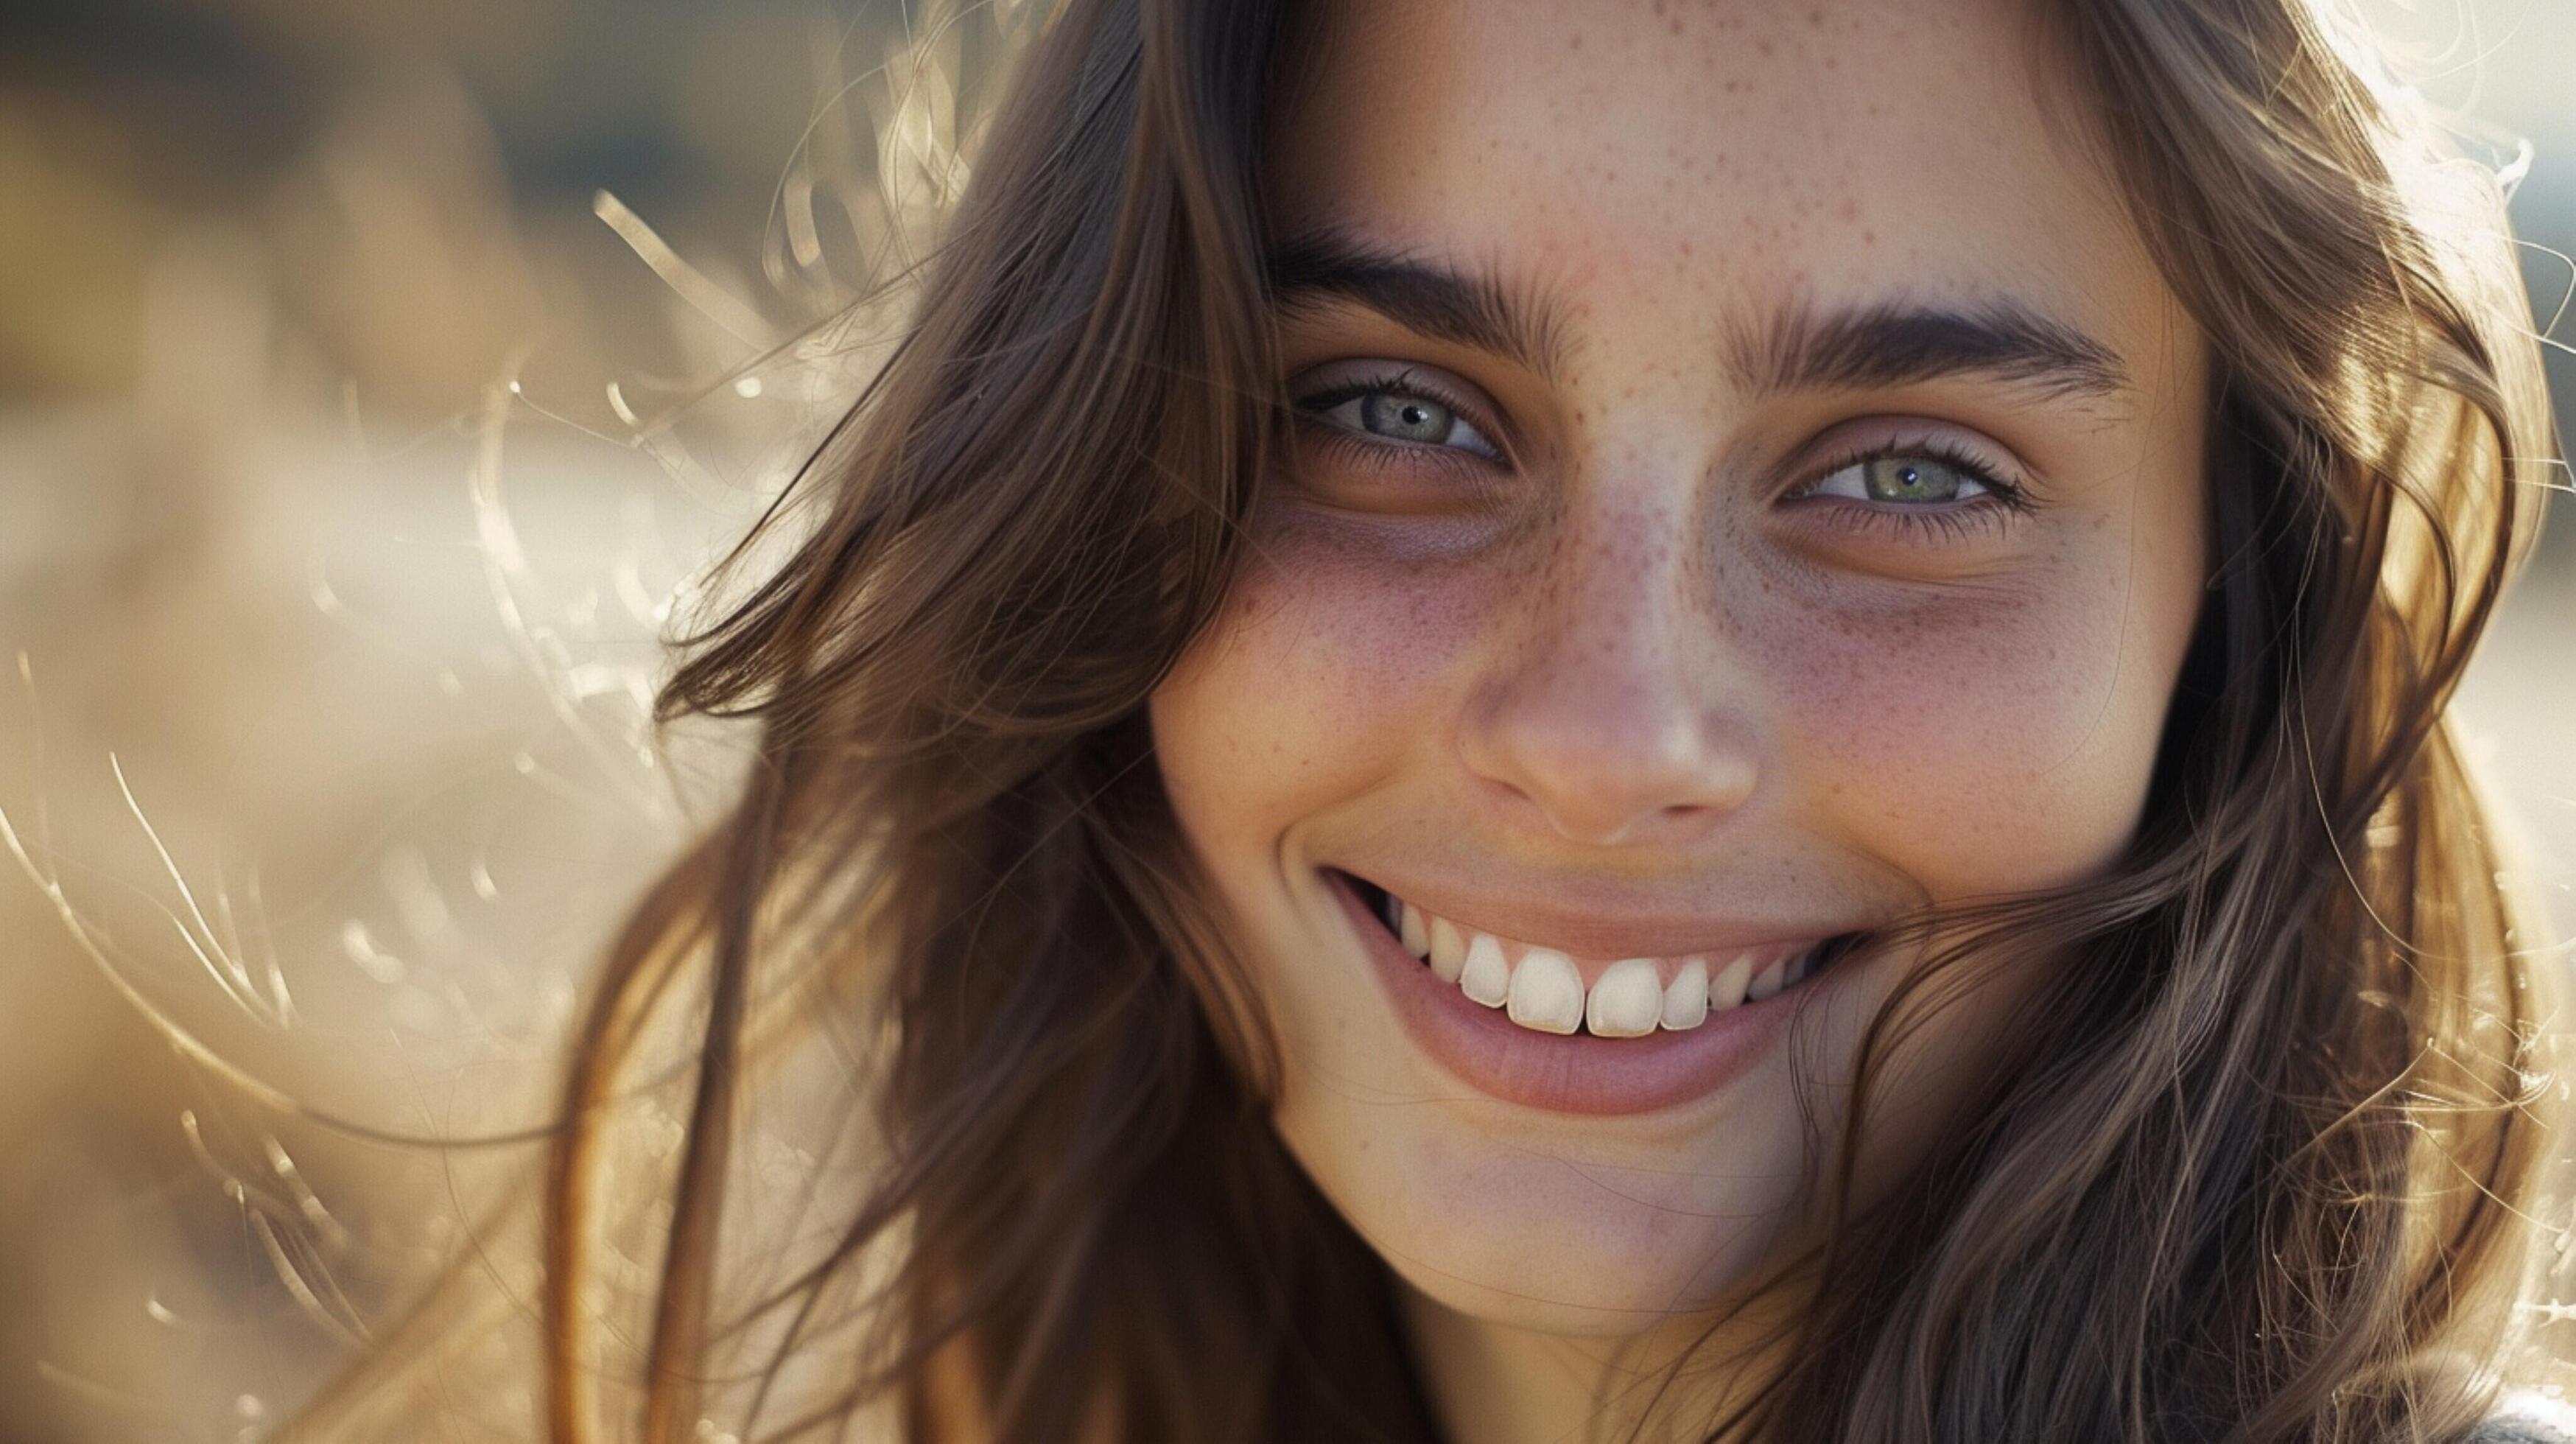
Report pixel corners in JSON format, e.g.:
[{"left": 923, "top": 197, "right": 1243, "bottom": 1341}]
[{"left": 289, "top": 0, "right": 2566, "bottom": 1439}]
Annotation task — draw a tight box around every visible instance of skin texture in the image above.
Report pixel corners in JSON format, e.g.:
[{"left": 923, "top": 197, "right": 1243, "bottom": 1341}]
[{"left": 1148, "top": 0, "right": 2211, "bottom": 1435}]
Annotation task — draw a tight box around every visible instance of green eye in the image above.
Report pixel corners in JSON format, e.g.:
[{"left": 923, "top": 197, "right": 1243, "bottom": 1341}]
[
  {"left": 1360, "top": 392, "right": 1455, "bottom": 444},
  {"left": 1810, "top": 455, "right": 1992, "bottom": 505},
  {"left": 1299, "top": 376, "right": 1503, "bottom": 461}
]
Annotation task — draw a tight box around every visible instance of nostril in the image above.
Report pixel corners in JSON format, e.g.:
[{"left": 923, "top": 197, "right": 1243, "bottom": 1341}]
[{"left": 1459, "top": 692, "right": 1760, "bottom": 847}]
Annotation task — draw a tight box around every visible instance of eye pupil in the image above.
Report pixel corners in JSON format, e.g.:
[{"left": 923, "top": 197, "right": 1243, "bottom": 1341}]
[
  {"left": 1361, "top": 390, "right": 1453, "bottom": 444},
  {"left": 1863, "top": 456, "right": 1964, "bottom": 503}
]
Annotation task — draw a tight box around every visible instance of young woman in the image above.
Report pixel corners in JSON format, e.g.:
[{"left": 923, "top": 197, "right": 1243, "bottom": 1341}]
[{"left": 292, "top": 0, "right": 2569, "bottom": 1438}]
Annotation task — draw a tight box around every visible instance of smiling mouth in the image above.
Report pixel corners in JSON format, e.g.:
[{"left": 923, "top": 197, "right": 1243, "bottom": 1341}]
[{"left": 1342, "top": 873, "right": 1863, "bottom": 1040}]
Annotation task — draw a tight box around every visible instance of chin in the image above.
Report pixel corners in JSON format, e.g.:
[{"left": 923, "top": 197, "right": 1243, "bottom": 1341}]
[
  {"left": 1381, "top": 1206, "right": 1789, "bottom": 1339},
  {"left": 1263, "top": 995, "right": 1831, "bottom": 1338}
]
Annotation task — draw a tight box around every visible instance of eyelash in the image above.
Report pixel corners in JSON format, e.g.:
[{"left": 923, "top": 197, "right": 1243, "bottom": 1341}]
[
  {"left": 1291, "top": 373, "right": 2029, "bottom": 542},
  {"left": 1781, "top": 436, "right": 2032, "bottom": 542},
  {"left": 1292, "top": 369, "right": 1506, "bottom": 471}
]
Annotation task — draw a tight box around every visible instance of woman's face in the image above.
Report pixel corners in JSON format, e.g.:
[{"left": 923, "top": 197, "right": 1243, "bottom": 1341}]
[{"left": 1150, "top": 0, "right": 2208, "bottom": 1339}]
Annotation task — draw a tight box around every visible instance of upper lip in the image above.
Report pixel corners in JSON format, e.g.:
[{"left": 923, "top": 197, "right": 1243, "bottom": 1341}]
[{"left": 1333, "top": 866, "right": 1860, "bottom": 960}]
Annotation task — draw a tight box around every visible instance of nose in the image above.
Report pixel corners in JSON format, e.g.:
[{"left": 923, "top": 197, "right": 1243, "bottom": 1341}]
[{"left": 1456, "top": 503, "right": 1761, "bottom": 849}]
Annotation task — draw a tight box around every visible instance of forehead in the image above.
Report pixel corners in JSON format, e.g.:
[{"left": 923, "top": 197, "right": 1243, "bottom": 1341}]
[{"left": 1267, "top": 0, "right": 2177, "bottom": 372}]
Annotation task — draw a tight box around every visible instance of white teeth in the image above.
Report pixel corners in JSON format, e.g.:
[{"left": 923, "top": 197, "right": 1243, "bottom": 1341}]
[
  {"left": 1660, "top": 956, "right": 1709, "bottom": 1031},
  {"left": 1745, "top": 955, "right": 1786, "bottom": 1003},
  {"left": 1506, "top": 948, "right": 1584, "bottom": 1034},
  {"left": 1380, "top": 886, "right": 1824, "bottom": 1037},
  {"left": 1428, "top": 916, "right": 1467, "bottom": 984},
  {"left": 1459, "top": 932, "right": 1512, "bottom": 1007},
  {"left": 1586, "top": 958, "right": 1663, "bottom": 1038},
  {"left": 1709, "top": 953, "right": 1752, "bottom": 1011}
]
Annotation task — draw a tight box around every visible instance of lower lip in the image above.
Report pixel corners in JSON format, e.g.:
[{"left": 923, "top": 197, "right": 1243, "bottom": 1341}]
[{"left": 1327, "top": 869, "right": 1842, "bottom": 1117}]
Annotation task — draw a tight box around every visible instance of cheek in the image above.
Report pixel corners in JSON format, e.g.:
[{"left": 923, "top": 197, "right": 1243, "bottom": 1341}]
[
  {"left": 1745, "top": 536, "right": 2195, "bottom": 895},
  {"left": 1151, "top": 513, "right": 1499, "bottom": 862},
  {"left": 1161, "top": 500, "right": 2200, "bottom": 905}
]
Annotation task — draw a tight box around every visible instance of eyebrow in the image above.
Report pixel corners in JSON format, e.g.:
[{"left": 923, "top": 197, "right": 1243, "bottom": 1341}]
[
  {"left": 1266, "top": 227, "right": 1571, "bottom": 382},
  {"left": 1265, "top": 227, "right": 2130, "bottom": 404},
  {"left": 1729, "top": 296, "right": 2130, "bottom": 402}
]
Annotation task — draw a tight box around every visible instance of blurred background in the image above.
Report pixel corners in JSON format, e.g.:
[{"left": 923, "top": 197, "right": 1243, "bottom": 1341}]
[{"left": 0, "top": 0, "right": 2566, "bottom": 1438}]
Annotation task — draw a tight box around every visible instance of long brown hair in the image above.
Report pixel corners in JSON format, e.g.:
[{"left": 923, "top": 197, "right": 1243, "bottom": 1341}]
[{"left": 289, "top": 0, "right": 2566, "bottom": 1438}]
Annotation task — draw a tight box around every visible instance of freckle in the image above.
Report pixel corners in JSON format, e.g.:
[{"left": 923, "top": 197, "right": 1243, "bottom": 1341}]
[
  {"left": 1569, "top": 33, "right": 1582, "bottom": 49},
  {"left": 1861, "top": 229, "right": 1875, "bottom": 245},
  {"left": 1671, "top": 16, "right": 1683, "bottom": 32},
  {"left": 1757, "top": 38, "right": 1775, "bottom": 56}
]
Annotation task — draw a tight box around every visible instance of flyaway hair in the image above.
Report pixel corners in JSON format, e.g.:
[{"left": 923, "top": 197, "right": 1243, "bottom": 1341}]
[{"left": 287, "top": 1, "right": 2567, "bottom": 1440}]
